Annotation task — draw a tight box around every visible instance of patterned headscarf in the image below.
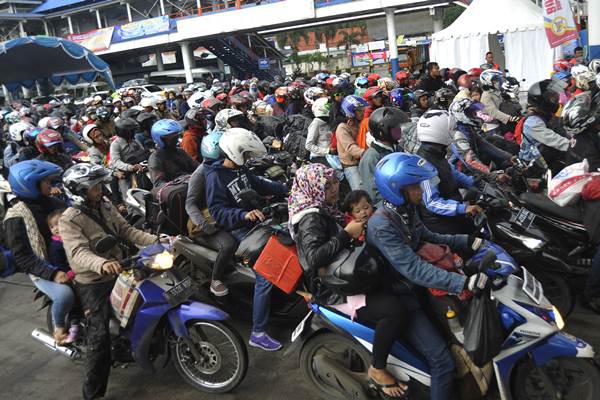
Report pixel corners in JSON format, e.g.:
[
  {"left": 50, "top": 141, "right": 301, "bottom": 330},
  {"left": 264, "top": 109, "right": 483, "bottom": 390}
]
[{"left": 288, "top": 163, "right": 343, "bottom": 232}]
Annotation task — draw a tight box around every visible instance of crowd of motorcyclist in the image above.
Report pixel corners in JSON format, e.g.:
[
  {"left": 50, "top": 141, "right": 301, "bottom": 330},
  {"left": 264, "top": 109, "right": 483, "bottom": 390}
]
[{"left": 2, "top": 47, "right": 600, "bottom": 399}]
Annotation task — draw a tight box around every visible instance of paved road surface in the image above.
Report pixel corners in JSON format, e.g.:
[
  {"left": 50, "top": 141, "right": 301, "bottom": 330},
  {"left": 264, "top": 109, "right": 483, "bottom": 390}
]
[{"left": 2, "top": 273, "right": 600, "bottom": 400}]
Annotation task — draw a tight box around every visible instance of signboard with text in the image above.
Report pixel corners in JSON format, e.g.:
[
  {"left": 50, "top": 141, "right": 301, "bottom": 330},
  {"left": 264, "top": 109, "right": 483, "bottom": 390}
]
[
  {"left": 113, "top": 16, "right": 171, "bottom": 43},
  {"left": 351, "top": 50, "right": 388, "bottom": 67},
  {"left": 258, "top": 58, "right": 270, "bottom": 70},
  {"left": 542, "top": 0, "right": 578, "bottom": 48},
  {"left": 68, "top": 27, "right": 114, "bottom": 52}
]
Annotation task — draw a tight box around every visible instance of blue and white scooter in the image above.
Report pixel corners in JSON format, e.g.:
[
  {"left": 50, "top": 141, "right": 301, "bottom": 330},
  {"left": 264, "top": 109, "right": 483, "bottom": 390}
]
[{"left": 290, "top": 243, "right": 600, "bottom": 400}]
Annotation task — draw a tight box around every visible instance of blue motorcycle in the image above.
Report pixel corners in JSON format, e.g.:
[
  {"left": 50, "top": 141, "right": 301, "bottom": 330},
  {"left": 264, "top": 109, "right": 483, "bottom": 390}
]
[
  {"left": 32, "top": 237, "right": 248, "bottom": 394},
  {"left": 289, "top": 243, "right": 600, "bottom": 400}
]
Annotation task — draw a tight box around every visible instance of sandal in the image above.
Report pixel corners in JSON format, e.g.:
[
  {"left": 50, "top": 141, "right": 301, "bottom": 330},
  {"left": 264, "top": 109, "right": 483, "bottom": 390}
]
[{"left": 368, "top": 378, "right": 409, "bottom": 400}]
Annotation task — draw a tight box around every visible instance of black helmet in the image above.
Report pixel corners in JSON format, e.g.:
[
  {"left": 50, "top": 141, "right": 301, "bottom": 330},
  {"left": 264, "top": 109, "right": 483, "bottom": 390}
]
[
  {"left": 561, "top": 92, "right": 600, "bottom": 135},
  {"left": 413, "top": 90, "right": 428, "bottom": 106},
  {"left": 528, "top": 79, "right": 562, "bottom": 115},
  {"left": 96, "top": 106, "right": 110, "bottom": 121},
  {"left": 368, "top": 107, "right": 409, "bottom": 143},
  {"left": 120, "top": 108, "right": 141, "bottom": 120},
  {"left": 85, "top": 106, "right": 97, "bottom": 116},
  {"left": 115, "top": 117, "right": 139, "bottom": 139},
  {"left": 62, "top": 163, "right": 111, "bottom": 204},
  {"left": 433, "top": 87, "right": 457, "bottom": 110},
  {"left": 136, "top": 112, "right": 158, "bottom": 132}
]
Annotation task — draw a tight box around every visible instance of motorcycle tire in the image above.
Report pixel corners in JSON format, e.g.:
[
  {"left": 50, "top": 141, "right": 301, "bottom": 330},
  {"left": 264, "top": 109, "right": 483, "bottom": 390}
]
[
  {"left": 533, "top": 271, "right": 575, "bottom": 318},
  {"left": 46, "top": 304, "right": 54, "bottom": 333},
  {"left": 512, "top": 357, "right": 600, "bottom": 400},
  {"left": 171, "top": 320, "right": 248, "bottom": 394}
]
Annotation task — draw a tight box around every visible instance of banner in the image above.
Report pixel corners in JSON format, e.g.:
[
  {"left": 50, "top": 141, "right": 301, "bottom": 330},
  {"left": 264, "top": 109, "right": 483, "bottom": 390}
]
[
  {"left": 352, "top": 51, "right": 388, "bottom": 67},
  {"left": 113, "top": 15, "right": 170, "bottom": 43},
  {"left": 542, "top": 0, "right": 578, "bottom": 48},
  {"left": 68, "top": 27, "right": 114, "bottom": 52}
]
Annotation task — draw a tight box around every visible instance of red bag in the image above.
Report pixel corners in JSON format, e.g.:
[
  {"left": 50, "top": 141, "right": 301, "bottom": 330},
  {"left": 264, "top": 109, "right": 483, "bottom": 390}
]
[
  {"left": 513, "top": 117, "right": 526, "bottom": 145},
  {"left": 417, "top": 243, "right": 471, "bottom": 300},
  {"left": 254, "top": 235, "right": 303, "bottom": 294},
  {"left": 330, "top": 130, "right": 338, "bottom": 153},
  {"left": 582, "top": 175, "right": 600, "bottom": 201}
]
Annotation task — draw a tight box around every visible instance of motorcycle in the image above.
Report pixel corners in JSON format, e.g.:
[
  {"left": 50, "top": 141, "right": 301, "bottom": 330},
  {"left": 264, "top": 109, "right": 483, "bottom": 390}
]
[
  {"left": 32, "top": 234, "right": 248, "bottom": 394},
  {"left": 288, "top": 248, "right": 600, "bottom": 400}
]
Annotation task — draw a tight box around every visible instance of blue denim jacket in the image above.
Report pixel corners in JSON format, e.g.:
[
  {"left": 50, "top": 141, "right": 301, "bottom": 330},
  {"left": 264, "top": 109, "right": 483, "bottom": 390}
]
[{"left": 367, "top": 204, "right": 468, "bottom": 295}]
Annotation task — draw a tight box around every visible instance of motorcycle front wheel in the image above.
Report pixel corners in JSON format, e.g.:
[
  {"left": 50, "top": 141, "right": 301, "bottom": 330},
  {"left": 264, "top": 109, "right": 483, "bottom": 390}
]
[
  {"left": 512, "top": 357, "right": 600, "bottom": 400},
  {"left": 171, "top": 320, "right": 248, "bottom": 394},
  {"left": 534, "top": 271, "right": 575, "bottom": 318}
]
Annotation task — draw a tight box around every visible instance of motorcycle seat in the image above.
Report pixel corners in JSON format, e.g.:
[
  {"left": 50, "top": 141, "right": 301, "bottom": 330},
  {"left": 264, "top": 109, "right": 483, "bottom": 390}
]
[{"left": 519, "top": 192, "right": 583, "bottom": 224}]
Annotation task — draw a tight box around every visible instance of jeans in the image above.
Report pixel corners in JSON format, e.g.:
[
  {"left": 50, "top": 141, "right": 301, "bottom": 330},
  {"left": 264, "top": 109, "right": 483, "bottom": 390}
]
[
  {"left": 585, "top": 245, "right": 600, "bottom": 299},
  {"left": 343, "top": 165, "right": 362, "bottom": 190},
  {"left": 34, "top": 278, "right": 75, "bottom": 329},
  {"left": 77, "top": 279, "right": 114, "bottom": 400}
]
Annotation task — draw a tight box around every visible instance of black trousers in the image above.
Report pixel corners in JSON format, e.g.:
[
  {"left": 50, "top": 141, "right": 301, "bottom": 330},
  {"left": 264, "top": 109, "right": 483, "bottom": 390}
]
[
  {"left": 76, "top": 279, "right": 114, "bottom": 400},
  {"left": 356, "top": 293, "right": 407, "bottom": 369},
  {"left": 192, "top": 230, "right": 238, "bottom": 281}
]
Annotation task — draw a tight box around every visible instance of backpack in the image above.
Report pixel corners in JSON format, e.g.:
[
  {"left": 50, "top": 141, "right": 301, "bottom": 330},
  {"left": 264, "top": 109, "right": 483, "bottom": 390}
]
[
  {"left": 155, "top": 175, "right": 190, "bottom": 235},
  {"left": 283, "top": 114, "right": 313, "bottom": 160}
]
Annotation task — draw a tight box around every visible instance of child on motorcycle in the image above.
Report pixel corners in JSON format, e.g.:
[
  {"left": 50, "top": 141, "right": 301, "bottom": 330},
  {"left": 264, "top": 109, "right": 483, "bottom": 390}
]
[{"left": 204, "top": 128, "right": 288, "bottom": 351}]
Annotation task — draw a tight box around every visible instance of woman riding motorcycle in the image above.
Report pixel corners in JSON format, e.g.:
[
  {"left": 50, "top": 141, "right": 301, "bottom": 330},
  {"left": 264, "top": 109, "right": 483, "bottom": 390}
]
[
  {"left": 290, "top": 162, "right": 409, "bottom": 399},
  {"left": 109, "top": 117, "right": 148, "bottom": 198}
]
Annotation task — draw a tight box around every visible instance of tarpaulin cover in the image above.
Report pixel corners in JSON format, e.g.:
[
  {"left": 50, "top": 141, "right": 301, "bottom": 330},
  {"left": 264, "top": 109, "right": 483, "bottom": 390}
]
[{"left": 0, "top": 36, "right": 115, "bottom": 92}]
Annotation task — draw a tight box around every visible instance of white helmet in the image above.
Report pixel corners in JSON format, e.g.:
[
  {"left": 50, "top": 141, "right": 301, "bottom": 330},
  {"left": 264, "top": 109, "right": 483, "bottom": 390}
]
[
  {"left": 215, "top": 108, "right": 243, "bottom": 131},
  {"left": 571, "top": 64, "right": 590, "bottom": 78},
  {"left": 312, "top": 97, "right": 330, "bottom": 118},
  {"left": 252, "top": 100, "right": 273, "bottom": 117},
  {"left": 140, "top": 97, "right": 154, "bottom": 108},
  {"left": 219, "top": 128, "right": 267, "bottom": 166},
  {"left": 38, "top": 116, "right": 51, "bottom": 128},
  {"left": 304, "top": 87, "right": 326, "bottom": 106},
  {"left": 480, "top": 69, "right": 503, "bottom": 90},
  {"left": 9, "top": 121, "right": 33, "bottom": 142},
  {"left": 82, "top": 124, "right": 99, "bottom": 145},
  {"left": 416, "top": 109, "right": 457, "bottom": 146},
  {"left": 187, "top": 91, "right": 205, "bottom": 109},
  {"left": 589, "top": 59, "right": 600, "bottom": 74},
  {"left": 574, "top": 70, "right": 597, "bottom": 91},
  {"left": 155, "top": 95, "right": 167, "bottom": 104}
]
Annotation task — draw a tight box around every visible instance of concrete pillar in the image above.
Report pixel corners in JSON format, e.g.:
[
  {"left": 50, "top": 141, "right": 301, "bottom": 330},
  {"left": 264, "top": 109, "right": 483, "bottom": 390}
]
[
  {"left": 156, "top": 49, "right": 165, "bottom": 72},
  {"left": 67, "top": 16, "right": 74, "bottom": 34},
  {"left": 3, "top": 85, "right": 11, "bottom": 103},
  {"left": 180, "top": 41, "right": 194, "bottom": 83},
  {"left": 433, "top": 7, "right": 444, "bottom": 33},
  {"left": 159, "top": 0, "right": 165, "bottom": 16},
  {"left": 43, "top": 20, "right": 50, "bottom": 36},
  {"left": 385, "top": 8, "right": 399, "bottom": 77},
  {"left": 126, "top": 3, "right": 132, "bottom": 22},
  {"left": 590, "top": 0, "right": 600, "bottom": 59},
  {"left": 18, "top": 21, "right": 26, "bottom": 37},
  {"left": 95, "top": 9, "right": 102, "bottom": 28},
  {"left": 196, "top": 0, "right": 201, "bottom": 13}
]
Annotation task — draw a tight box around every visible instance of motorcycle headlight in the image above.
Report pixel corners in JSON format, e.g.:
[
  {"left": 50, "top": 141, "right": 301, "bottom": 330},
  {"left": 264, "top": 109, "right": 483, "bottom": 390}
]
[
  {"left": 150, "top": 251, "right": 174, "bottom": 270},
  {"left": 551, "top": 306, "right": 565, "bottom": 330}
]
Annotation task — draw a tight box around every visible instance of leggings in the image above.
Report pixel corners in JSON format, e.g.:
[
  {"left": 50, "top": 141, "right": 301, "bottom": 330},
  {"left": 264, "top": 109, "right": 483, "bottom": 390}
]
[
  {"left": 356, "top": 293, "right": 407, "bottom": 370},
  {"left": 34, "top": 278, "right": 75, "bottom": 329}
]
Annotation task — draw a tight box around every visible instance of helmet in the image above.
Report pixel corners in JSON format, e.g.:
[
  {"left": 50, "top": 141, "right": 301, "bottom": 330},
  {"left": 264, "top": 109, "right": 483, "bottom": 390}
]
[
  {"left": 433, "top": 87, "right": 456, "bottom": 110},
  {"left": 96, "top": 106, "right": 110, "bottom": 121},
  {"left": 552, "top": 70, "right": 572, "bottom": 85},
  {"left": 501, "top": 76, "right": 520, "bottom": 96},
  {"left": 316, "top": 72, "right": 329, "bottom": 83},
  {"left": 200, "top": 131, "right": 223, "bottom": 160},
  {"left": 304, "top": 87, "right": 326, "bottom": 105},
  {"left": 571, "top": 64, "right": 590, "bottom": 78},
  {"left": 8, "top": 160, "right": 62, "bottom": 199},
  {"left": 136, "top": 112, "right": 158, "bottom": 132},
  {"left": 480, "top": 69, "right": 503, "bottom": 89},
  {"left": 364, "top": 87, "right": 386, "bottom": 101},
  {"left": 449, "top": 68, "right": 466, "bottom": 85},
  {"left": 187, "top": 91, "right": 206, "bottom": 109},
  {"left": 252, "top": 100, "right": 273, "bottom": 117},
  {"left": 413, "top": 89, "right": 429, "bottom": 106},
  {"left": 103, "top": 99, "right": 113, "bottom": 107},
  {"left": 219, "top": 128, "right": 266, "bottom": 166},
  {"left": 312, "top": 97, "right": 330, "bottom": 118},
  {"left": 230, "top": 92, "right": 253, "bottom": 110},
  {"left": 377, "top": 77, "right": 397, "bottom": 91},
  {"left": 19, "top": 106, "right": 31, "bottom": 117},
  {"left": 561, "top": 92, "right": 600, "bottom": 135},
  {"left": 274, "top": 87, "right": 288, "bottom": 103},
  {"left": 215, "top": 108, "right": 244, "bottom": 131},
  {"left": 341, "top": 95, "right": 368, "bottom": 118},
  {"left": 85, "top": 106, "right": 97, "bottom": 116},
  {"left": 155, "top": 95, "right": 167, "bottom": 104},
  {"left": 395, "top": 71, "right": 414, "bottom": 88},
  {"left": 48, "top": 116, "right": 64, "bottom": 130},
  {"left": 553, "top": 59, "right": 572, "bottom": 73},
  {"left": 200, "top": 97, "right": 224, "bottom": 113},
  {"left": 389, "top": 88, "right": 405, "bottom": 107},
  {"left": 367, "top": 73, "right": 381, "bottom": 86},
  {"left": 35, "top": 129, "right": 63, "bottom": 154},
  {"left": 120, "top": 108, "right": 141, "bottom": 120},
  {"left": 6, "top": 110, "right": 21, "bottom": 124},
  {"left": 449, "top": 98, "right": 485, "bottom": 127},
  {"left": 48, "top": 99, "right": 61, "bottom": 108},
  {"left": 82, "top": 124, "right": 100, "bottom": 145},
  {"left": 151, "top": 119, "right": 183, "bottom": 149},
  {"left": 185, "top": 107, "right": 212, "bottom": 127},
  {"left": 115, "top": 117, "right": 139, "bottom": 139},
  {"left": 468, "top": 68, "right": 483, "bottom": 77},
  {"left": 93, "top": 95, "right": 103, "bottom": 104},
  {"left": 354, "top": 77, "right": 369, "bottom": 89},
  {"left": 9, "top": 122, "right": 33, "bottom": 143},
  {"left": 123, "top": 97, "right": 135, "bottom": 107},
  {"left": 574, "top": 70, "right": 597, "bottom": 91},
  {"left": 528, "top": 79, "right": 562, "bottom": 115},
  {"left": 368, "top": 107, "right": 409, "bottom": 142},
  {"left": 62, "top": 163, "right": 111, "bottom": 204},
  {"left": 375, "top": 153, "right": 437, "bottom": 206},
  {"left": 457, "top": 74, "right": 475, "bottom": 90},
  {"left": 416, "top": 109, "right": 456, "bottom": 146},
  {"left": 589, "top": 59, "right": 600, "bottom": 74}
]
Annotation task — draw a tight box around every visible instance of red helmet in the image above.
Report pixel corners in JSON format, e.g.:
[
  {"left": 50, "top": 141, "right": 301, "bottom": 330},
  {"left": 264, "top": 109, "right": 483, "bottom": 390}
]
[
  {"left": 395, "top": 71, "right": 414, "bottom": 87},
  {"left": 201, "top": 97, "right": 224, "bottom": 112},
  {"left": 364, "top": 86, "right": 386, "bottom": 101},
  {"left": 275, "top": 87, "right": 288, "bottom": 103},
  {"left": 468, "top": 67, "right": 483, "bottom": 77},
  {"left": 457, "top": 74, "right": 475, "bottom": 90},
  {"left": 215, "top": 92, "right": 228, "bottom": 103},
  {"left": 325, "top": 77, "right": 336, "bottom": 89},
  {"left": 553, "top": 59, "right": 572, "bottom": 73},
  {"left": 367, "top": 73, "right": 381, "bottom": 86},
  {"left": 35, "top": 128, "right": 63, "bottom": 154}
]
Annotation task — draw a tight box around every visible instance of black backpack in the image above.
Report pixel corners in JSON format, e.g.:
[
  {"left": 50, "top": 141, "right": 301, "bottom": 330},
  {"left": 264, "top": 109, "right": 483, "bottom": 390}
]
[{"left": 283, "top": 114, "right": 313, "bottom": 160}]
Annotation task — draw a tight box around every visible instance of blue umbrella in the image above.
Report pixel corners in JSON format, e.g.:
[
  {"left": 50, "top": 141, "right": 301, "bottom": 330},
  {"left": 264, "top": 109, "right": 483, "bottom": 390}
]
[{"left": 0, "top": 35, "right": 115, "bottom": 92}]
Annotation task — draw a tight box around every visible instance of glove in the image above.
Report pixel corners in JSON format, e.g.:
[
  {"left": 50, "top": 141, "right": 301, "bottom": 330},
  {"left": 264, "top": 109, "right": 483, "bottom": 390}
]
[
  {"left": 466, "top": 273, "right": 488, "bottom": 292},
  {"left": 509, "top": 115, "right": 521, "bottom": 123},
  {"left": 467, "top": 236, "right": 484, "bottom": 251}
]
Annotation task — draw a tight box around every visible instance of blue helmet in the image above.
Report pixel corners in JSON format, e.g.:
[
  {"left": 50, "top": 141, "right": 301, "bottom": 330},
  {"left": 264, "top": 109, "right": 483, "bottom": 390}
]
[
  {"left": 201, "top": 131, "right": 223, "bottom": 160},
  {"left": 8, "top": 160, "right": 62, "bottom": 199},
  {"left": 389, "top": 88, "right": 404, "bottom": 107},
  {"left": 151, "top": 119, "right": 183, "bottom": 149},
  {"left": 354, "top": 77, "right": 369, "bottom": 89},
  {"left": 375, "top": 153, "right": 437, "bottom": 206},
  {"left": 341, "top": 95, "right": 368, "bottom": 118}
]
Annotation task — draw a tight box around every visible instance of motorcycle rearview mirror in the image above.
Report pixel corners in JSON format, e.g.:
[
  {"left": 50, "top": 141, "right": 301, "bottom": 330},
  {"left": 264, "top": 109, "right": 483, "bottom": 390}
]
[{"left": 93, "top": 235, "right": 118, "bottom": 254}]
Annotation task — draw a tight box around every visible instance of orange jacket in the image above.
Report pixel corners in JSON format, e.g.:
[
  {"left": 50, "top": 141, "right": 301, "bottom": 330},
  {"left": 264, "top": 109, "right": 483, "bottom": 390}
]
[{"left": 181, "top": 128, "right": 204, "bottom": 161}]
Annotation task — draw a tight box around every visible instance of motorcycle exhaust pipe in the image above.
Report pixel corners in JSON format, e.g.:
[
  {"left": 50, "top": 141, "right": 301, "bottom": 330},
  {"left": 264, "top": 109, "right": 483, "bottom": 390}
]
[{"left": 31, "top": 329, "right": 78, "bottom": 359}]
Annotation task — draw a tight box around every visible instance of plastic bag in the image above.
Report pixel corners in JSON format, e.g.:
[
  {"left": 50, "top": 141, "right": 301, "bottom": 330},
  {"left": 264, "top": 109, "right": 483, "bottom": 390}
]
[
  {"left": 548, "top": 160, "right": 596, "bottom": 206},
  {"left": 463, "top": 288, "right": 504, "bottom": 367}
]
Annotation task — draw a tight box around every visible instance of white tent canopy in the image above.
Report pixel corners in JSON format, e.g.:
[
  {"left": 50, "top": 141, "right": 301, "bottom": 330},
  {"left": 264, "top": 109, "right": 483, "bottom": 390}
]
[{"left": 430, "top": 0, "right": 558, "bottom": 89}]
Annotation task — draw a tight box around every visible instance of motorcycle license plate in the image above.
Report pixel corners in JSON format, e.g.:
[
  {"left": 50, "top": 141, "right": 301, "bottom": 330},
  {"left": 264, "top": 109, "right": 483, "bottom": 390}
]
[
  {"left": 163, "top": 276, "right": 195, "bottom": 306},
  {"left": 515, "top": 208, "right": 536, "bottom": 229},
  {"left": 291, "top": 311, "right": 312, "bottom": 343},
  {"left": 522, "top": 267, "right": 544, "bottom": 304}
]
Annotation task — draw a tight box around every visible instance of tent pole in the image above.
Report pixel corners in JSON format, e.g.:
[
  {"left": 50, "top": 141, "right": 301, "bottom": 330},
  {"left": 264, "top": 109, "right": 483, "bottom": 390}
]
[
  {"left": 126, "top": 3, "right": 132, "bottom": 22},
  {"left": 67, "top": 16, "right": 74, "bottom": 34},
  {"left": 385, "top": 8, "right": 399, "bottom": 77},
  {"left": 96, "top": 10, "right": 102, "bottom": 29}
]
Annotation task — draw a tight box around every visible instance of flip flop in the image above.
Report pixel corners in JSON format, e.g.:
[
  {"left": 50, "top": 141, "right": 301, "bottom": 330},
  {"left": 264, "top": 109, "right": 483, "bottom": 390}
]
[{"left": 368, "top": 378, "right": 409, "bottom": 400}]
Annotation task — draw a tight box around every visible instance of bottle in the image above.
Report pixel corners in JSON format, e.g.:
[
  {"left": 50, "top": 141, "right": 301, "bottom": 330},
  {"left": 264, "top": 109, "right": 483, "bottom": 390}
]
[{"left": 446, "top": 307, "right": 464, "bottom": 344}]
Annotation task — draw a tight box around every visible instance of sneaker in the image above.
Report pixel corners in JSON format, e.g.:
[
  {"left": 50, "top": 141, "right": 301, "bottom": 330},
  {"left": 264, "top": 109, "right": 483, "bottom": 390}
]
[
  {"left": 249, "top": 332, "right": 282, "bottom": 352},
  {"left": 210, "top": 280, "right": 229, "bottom": 297},
  {"left": 63, "top": 324, "right": 80, "bottom": 344}
]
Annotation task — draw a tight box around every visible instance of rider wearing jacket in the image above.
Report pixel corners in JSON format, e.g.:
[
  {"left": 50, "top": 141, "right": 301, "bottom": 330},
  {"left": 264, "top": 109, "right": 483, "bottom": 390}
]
[
  {"left": 367, "top": 153, "right": 486, "bottom": 400},
  {"left": 148, "top": 119, "right": 198, "bottom": 188},
  {"left": 35, "top": 129, "right": 74, "bottom": 172},
  {"left": 59, "top": 163, "right": 155, "bottom": 400},
  {"left": 416, "top": 110, "right": 482, "bottom": 235}
]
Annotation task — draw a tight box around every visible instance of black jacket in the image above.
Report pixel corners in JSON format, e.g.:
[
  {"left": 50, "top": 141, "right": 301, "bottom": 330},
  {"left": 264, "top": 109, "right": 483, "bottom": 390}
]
[
  {"left": 416, "top": 74, "right": 444, "bottom": 94},
  {"left": 4, "top": 197, "right": 65, "bottom": 280},
  {"left": 566, "top": 129, "right": 600, "bottom": 172},
  {"left": 148, "top": 147, "right": 199, "bottom": 188},
  {"left": 294, "top": 210, "right": 351, "bottom": 305}
]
